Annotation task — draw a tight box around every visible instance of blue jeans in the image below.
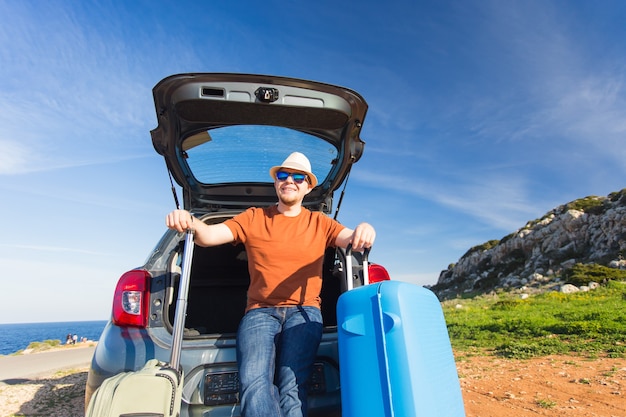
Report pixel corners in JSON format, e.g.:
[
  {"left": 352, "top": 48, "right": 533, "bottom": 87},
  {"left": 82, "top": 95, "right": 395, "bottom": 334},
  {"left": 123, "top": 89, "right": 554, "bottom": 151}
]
[{"left": 236, "top": 306, "right": 323, "bottom": 417}]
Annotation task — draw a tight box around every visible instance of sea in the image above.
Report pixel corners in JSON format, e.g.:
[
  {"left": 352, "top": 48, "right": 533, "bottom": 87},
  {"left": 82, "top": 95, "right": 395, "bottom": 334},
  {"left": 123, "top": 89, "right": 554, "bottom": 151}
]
[{"left": 0, "top": 320, "right": 108, "bottom": 356}]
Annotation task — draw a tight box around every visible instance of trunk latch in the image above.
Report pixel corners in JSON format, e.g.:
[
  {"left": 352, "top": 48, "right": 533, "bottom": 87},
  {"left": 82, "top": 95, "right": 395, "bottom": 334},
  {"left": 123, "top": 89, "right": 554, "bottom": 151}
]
[{"left": 255, "top": 87, "right": 279, "bottom": 103}]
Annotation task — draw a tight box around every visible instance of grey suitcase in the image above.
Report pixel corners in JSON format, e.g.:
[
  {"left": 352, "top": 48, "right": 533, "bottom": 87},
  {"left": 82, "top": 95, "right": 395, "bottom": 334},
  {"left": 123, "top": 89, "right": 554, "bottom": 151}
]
[{"left": 86, "top": 229, "right": 195, "bottom": 417}]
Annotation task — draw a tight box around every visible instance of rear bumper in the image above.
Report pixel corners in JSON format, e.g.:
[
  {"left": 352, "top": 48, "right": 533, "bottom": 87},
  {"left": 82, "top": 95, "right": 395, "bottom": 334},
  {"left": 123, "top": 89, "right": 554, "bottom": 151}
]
[{"left": 86, "top": 323, "right": 342, "bottom": 416}]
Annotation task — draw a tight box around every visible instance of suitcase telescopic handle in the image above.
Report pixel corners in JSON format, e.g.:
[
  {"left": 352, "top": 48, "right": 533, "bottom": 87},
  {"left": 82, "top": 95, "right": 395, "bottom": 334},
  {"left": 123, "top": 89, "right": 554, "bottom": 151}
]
[
  {"left": 170, "top": 228, "right": 194, "bottom": 371},
  {"left": 344, "top": 244, "right": 370, "bottom": 291}
]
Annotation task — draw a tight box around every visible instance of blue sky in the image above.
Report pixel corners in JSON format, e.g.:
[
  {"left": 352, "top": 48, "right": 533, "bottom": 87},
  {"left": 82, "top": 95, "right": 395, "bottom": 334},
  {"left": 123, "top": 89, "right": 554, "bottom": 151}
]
[{"left": 1, "top": 0, "right": 625, "bottom": 324}]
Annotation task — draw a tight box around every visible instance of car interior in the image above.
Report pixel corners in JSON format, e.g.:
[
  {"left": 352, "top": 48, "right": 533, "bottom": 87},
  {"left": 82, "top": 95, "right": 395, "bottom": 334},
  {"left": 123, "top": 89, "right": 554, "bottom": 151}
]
[{"left": 166, "top": 244, "right": 346, "bottom": 336}]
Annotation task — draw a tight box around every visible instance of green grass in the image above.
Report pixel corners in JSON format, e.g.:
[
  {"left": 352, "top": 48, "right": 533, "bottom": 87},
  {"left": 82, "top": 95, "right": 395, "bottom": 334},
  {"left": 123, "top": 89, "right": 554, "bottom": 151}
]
[
  {"left": 19, "top": 339, "right": 62, "bottom": 353},
  {"left": 443, "top": 280, "right": 626, "bottom": 359},
  {"left": 536, "top": 398, "right": 557, "bottom": 409}
]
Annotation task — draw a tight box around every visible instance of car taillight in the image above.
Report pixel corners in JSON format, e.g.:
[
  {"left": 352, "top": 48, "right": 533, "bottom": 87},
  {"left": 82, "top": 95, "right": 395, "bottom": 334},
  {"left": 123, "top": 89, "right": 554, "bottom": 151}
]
[
  {"left": 112, "top": 269, "right": 151, "bottom": 328},
  {"left": 368, "top": 263, "right": 391, "bottom": 284}
]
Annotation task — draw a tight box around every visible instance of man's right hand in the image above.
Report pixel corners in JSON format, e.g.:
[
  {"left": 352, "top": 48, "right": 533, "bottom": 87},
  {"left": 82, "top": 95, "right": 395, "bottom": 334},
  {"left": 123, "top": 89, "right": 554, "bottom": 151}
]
[
  {"left": 166, "top": 210, "right": 235, "bottom": 247},
  {"left": 166, "top": 209, "right": 195, "bottom": 233}
]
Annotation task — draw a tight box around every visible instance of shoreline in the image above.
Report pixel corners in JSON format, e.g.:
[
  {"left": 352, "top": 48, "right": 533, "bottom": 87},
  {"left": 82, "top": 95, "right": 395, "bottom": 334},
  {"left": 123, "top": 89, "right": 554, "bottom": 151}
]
[{"left": 2, "top": 340, "right": 97, "bottom": 357}]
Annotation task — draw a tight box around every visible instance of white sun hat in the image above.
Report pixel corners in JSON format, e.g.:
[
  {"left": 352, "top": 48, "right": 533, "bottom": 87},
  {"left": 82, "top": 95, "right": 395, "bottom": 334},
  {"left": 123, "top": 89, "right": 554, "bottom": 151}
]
[{"left": 269, "top": 152, "right": 318, "bottom": 187}]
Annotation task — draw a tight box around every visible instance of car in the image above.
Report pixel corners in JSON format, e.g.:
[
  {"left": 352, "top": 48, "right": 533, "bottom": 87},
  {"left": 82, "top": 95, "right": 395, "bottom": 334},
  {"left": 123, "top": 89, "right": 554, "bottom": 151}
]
[{"left": 85, "top": 73, "right": 391, "bottom": 416}]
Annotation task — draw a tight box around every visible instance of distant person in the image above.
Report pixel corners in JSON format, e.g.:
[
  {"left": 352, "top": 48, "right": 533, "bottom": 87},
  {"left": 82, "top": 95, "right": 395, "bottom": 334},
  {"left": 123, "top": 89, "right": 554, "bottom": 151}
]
[
  {"left": 166, "top": 152, "right": 376, "bottom": 417},
  {"left": 66, "top": 333, "right": 73, "bottom": 345},
  {"left": 72, "top": 334, "right": 78, "bottom": 344}
]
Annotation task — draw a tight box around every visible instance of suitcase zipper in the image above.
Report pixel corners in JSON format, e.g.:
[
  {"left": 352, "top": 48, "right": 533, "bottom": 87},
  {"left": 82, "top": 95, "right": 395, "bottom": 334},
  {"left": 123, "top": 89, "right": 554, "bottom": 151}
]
[{"left": 156, "top": 371, "right": 179, "bottom": 416}]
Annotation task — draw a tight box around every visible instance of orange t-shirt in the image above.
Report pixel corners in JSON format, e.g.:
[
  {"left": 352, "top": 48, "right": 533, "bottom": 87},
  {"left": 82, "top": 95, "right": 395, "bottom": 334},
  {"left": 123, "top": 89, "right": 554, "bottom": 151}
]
[{"left": 224, "top": 205, "right": 346, "bottom": 311}]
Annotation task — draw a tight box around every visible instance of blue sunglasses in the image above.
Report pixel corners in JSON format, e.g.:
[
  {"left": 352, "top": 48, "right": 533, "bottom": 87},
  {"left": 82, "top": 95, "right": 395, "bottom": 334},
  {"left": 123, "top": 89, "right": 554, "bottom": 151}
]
[{"left": 275, "top": 171, "right": 308, "bottom": 184}]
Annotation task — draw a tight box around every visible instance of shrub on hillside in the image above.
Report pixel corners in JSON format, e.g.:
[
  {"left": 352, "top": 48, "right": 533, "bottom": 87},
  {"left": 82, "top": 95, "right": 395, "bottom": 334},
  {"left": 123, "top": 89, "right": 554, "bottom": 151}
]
[
  {"left": 462, "top": 239, "right": 500, "bottom": 258},
  {"left": 562, "top": 196, "right": 606, "bottom": 215},
  {"left": 563, "top": 263, "right": 626, "bottom": 286}
]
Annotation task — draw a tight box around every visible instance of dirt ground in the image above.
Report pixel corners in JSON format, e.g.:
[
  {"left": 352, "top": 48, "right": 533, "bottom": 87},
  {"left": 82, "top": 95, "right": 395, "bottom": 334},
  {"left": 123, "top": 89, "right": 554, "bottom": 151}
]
[
  {"left": 0, "top": 368, "right": 87, "bottom": 417},
  {"left": 0, "top": 354, "right": 624, "bottom": 417},
  {"left": 457, "top": 354, "right": 626, "bottom": 417}
]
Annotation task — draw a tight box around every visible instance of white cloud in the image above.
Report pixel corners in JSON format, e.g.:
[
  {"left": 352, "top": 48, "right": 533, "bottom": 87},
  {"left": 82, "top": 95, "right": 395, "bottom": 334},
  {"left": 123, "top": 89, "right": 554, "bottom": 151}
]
[
  {"left": 0, "top": 140, "right": 32, "bottom": 174},
  {"left": 356, "top": 168, "right": 538, "bottom": 232},
  {"left": 0, "top": 257, "right": 116, "bottom": 323},
  {"left": 0, "top": 243, "right": 112, "bottom": 257},
  {"left": 550, "top": 75, "right": 626, "bottom": 140},
  {"left": 391, "top": 272, "right": 439, "bottom": 287}
]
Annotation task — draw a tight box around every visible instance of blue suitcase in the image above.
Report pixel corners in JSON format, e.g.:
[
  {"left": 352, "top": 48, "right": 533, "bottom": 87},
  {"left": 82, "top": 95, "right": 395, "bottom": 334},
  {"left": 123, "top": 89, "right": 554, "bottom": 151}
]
[{"left": 337, "top": 252, "right": 465, "bottom": 417}]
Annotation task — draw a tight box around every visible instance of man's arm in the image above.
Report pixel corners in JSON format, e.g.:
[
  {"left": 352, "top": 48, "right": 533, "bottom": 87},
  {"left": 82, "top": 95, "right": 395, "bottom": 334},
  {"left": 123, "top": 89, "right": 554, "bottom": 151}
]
[
  {"left": 335, "top": 222, "right": 376, "bottom": 250},
  {"left": 166, "top": 209, "right": 235, "bottom": 247}
]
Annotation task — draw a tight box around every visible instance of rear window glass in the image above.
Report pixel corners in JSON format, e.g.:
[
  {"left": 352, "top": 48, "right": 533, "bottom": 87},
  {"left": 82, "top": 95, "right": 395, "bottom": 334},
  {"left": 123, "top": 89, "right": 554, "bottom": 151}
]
[{"left": 183, "top": 125, "right": 338, "bottom": 185}]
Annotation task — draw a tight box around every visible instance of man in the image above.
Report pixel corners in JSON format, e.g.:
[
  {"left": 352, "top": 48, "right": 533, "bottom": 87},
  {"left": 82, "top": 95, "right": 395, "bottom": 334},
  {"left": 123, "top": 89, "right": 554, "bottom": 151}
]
[{"left": 166, "top": 152, "right": 376, "bottom": 417}]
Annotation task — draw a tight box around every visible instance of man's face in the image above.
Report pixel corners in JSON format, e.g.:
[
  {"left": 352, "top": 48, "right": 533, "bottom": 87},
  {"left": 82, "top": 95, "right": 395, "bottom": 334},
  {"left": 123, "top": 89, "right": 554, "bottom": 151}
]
[{"left": 274, "top": 169, "right": 312, "bottom": 206}]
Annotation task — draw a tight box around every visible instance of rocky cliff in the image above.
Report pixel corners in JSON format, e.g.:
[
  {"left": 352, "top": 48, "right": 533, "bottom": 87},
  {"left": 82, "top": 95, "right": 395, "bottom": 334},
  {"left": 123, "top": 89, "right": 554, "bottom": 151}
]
[{"left": 430, "top": 189, "right": 626, "bottom": 300}]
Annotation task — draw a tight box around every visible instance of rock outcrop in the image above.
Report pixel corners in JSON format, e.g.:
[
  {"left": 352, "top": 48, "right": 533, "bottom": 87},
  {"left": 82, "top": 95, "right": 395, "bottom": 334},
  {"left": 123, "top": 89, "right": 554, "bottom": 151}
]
[{"left": 430, "top": 189, "right": 626, "bottom": 300}]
